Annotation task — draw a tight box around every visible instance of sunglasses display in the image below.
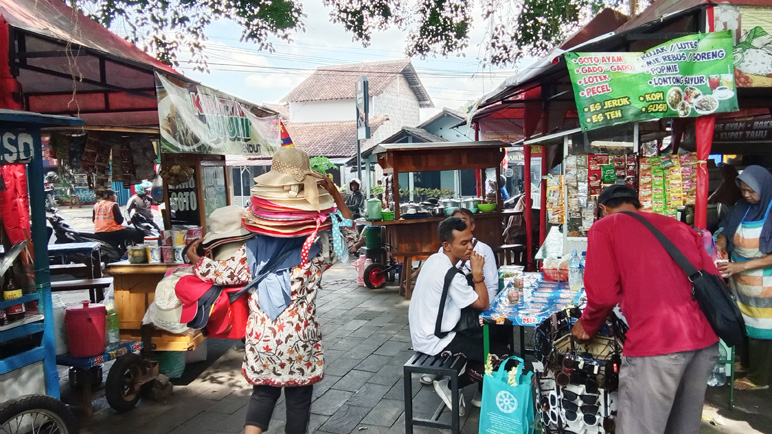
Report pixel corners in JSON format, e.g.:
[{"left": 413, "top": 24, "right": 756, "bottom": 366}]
[{"left": 533, "top": 308, "right": 625, "bottom": 433}]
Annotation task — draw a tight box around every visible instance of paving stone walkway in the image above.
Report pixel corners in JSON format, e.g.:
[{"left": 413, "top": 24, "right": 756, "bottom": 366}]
[{"left": 75, "top": 263, "right": 769, "bottom": 434}]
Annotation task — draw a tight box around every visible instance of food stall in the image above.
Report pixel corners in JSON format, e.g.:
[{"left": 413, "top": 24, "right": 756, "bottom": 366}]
[
  {"left": 104, "top": 74, "right": 283, "bottom": 351},
  {"left": 468, "top": 3, "right": 767, "bottom": 420},
  {"left": 0, "top": 110, "right": 83, "bottom": 404},
  {"left": 370, "top": 141, "right": 506, "bottom": 297}
]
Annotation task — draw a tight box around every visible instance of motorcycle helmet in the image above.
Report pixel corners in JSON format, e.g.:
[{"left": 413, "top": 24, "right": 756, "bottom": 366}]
[{"left": 135, "top": 180, "right": 152, "bottom": 195}]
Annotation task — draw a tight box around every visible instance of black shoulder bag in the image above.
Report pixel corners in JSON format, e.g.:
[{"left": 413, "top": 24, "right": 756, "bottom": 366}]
[
  {"left": 621, "top": 211, "right": 746, "bottom": 347},
  {"left": 434, "top": 267, "right": 482, "bottom": 338}
]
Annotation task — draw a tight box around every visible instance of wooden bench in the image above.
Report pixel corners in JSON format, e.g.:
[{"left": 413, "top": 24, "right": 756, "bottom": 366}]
[
  {"left": 403, "top": 352, "right": 466, "bottom": 434},
  {"left": 50, "top": 277, "right": 114, "bottom": 303}
]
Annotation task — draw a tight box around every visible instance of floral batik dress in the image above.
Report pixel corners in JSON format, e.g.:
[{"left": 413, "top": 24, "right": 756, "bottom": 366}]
[{"left": 194, "top": 229, "right": 357, "bottom": 386}]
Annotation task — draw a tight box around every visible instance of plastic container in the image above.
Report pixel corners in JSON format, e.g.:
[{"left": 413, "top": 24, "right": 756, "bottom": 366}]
[
  {"left": 65, "top": 301, "right": 106, "bottom": 357},
  {"left": 364, "top": 226, "right": 383, "bottom": 250},
  {"left": 382, "top": 211, "right": 395, "bottom": 221},
  {"left": 147, "top": 246, "right": 162, "bottom": 263},
  {"left": 51, "top": 294, "right": 69, "bottom": 356},
  {"left": 144, "top": 236, "right": 160, "bottom": 247},
  {"left": 161, "top": 246, "right": 174, "bottom": 263},
  {"left": 172, "top": 230, "right": 187, "bottom": 247},
  {"left": 174, "top": 246, "right": 186, "bottom": 263},
  {"left": 366, "top": 198, "right": 383, "bottom": 221}
]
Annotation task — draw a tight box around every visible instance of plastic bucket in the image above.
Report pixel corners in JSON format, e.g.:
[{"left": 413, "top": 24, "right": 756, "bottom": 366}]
[
  {"left": 364, "top": 226, "right": 383, "bottom": 250},
  {"left": 65, "top": 301, "right": 106, "bottom": 357}
]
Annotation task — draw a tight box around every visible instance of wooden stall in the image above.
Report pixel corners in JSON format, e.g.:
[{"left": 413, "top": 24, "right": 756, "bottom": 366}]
[{"left": 372, "top": 141, "right": 506, "bottom": 297}]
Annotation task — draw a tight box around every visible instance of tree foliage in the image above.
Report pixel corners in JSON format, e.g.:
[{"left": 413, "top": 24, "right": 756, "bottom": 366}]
[{"left": 74, "top": 0, "right": 639, "bottom": 69}]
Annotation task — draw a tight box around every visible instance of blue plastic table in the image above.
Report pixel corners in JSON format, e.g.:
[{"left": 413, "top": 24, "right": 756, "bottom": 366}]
[{"left": 481, "top": 274, "right": 581, "bottom": 358}]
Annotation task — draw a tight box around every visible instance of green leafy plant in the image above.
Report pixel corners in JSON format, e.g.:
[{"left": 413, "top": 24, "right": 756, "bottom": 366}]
[
  {"left": 75, "top": 0, "right": 643, "bottom": 69},
  {"left": 309, "top": 156, "right": 336, "bottom": 175},
  {"left": 370, "top": 184, "right": 384, "bottom": 196}
]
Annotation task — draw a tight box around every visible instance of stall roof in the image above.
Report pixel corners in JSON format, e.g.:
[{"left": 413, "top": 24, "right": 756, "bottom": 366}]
[
  {"left": 0, "top": 0, "right": 189, "bottom": 127},
  {"left": 372, "top": 140, "right": 506, "bottom": 155},
  {"left": 523, "top": 128, "right": 582, "bottom": 146},
  {"left": 0, "top": 109, "right": 82, "bottom": 126}
]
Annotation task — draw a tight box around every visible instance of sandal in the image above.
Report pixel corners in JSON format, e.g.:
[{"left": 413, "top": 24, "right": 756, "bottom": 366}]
[{"left": 733, "top": 377, "right": 769, "bottom": 391}]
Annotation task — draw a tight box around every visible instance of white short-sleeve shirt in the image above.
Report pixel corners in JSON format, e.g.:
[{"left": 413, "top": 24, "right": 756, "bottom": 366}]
[{"left": 408, "top": 253, "right": 479, "bottom": 355}]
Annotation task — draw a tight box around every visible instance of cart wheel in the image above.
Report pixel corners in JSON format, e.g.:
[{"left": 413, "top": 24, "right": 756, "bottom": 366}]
[
  {"left": 0, "top": 395, "right": 78, "bottom": 434},
  {"left": 364, "top": 263, "right": 387, "bottom": 289},
  {"left": 105, "top": 353, "right": 146, "bottom": 412}
]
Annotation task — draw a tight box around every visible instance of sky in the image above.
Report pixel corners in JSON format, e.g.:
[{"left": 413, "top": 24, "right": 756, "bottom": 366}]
[{"left": 169, "top": 1, "right": 526, "bottom": 121}]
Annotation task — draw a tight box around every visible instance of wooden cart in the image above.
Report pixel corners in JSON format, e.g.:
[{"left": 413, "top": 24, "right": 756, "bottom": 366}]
[
  {"left": 371, "top": 141, "right": 506, "bottom": 297},
  {"left": 107, "top": 262, "right": 205, "bottom": 352}
]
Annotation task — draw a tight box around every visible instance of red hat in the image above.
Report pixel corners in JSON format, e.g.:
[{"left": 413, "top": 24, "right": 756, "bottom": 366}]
[{"left": 175, "top": 274, "right": 217, "bottom": 323}]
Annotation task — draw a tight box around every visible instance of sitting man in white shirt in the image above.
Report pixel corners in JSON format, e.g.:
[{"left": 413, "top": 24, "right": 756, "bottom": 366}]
[
  {"left": 409, "top": 217, "right": 509, "bottom": 413},
  {"left": 420, "top": 208, "right": 502, "bottom": 388}
]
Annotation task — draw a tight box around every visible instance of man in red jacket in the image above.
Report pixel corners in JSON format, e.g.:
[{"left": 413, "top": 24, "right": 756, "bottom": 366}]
[{"left": 572, "top": 184, "right": 719, "bottom": 434}]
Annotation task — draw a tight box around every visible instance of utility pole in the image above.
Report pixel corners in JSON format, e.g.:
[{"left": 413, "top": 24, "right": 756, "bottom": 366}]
[{"left": 356, "top": 76, "right": 370, "bottom": 194}]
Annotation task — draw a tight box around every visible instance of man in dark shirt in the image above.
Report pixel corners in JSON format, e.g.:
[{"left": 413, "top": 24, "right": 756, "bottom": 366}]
[
  {"left": 572, "top": 185, "right": 719, "bottom": 434},
  {"left": 344, "top": 178, "right": 365, "bottom": 220}
]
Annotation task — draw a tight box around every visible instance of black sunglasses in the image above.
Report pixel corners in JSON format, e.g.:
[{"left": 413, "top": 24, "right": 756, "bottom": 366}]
[
  {"left": 562, "top": 389, "right": 599, "bottom": 404},
  {"left": 561, "top": 399, "right": 599, "bottom": 415},
  {"left": 563, "top": 408, "right": 601, "bottom": 426}
]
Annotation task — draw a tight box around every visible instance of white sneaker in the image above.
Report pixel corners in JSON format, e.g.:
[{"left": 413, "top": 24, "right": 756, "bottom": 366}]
[
  {"left": 433, "top": 378, "right": 465, "bottom": 416},
  {"left": 471, "top": 390, "right": 482, "bottom": 408},
  {"left": 420, "top": 374, "right": 438, "bottom": 385}
]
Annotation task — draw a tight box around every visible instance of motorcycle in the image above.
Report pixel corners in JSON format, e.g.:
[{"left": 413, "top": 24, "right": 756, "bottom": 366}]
[{"left": 47, "top": 208, "right": 157, "bottom": 263}]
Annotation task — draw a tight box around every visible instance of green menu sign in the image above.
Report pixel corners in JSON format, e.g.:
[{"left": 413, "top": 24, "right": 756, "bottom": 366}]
[{"left": 566, "top": 31, "right": 739, "bottom": 131}]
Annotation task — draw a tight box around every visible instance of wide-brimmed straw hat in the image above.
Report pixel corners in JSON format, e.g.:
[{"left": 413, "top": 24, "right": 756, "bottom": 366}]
[
  {"left": 201, "top": 205, "right": 253, "bottom": 247},
  {"left": 255, "top": 148, "right": 324, "bottom": 210}
]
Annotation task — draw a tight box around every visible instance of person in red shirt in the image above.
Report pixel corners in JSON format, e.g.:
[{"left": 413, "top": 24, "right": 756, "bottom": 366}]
[{"left": 572, "top": 184, "right": 719, "bottom": 434}]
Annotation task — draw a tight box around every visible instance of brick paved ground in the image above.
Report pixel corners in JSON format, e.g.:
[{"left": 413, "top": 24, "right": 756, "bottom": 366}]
[{"left": 69, "top": 262, "right": 769, "bottom": 434}]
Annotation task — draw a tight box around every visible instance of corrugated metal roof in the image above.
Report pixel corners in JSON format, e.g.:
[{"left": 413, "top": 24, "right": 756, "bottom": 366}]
[
  {"left": 0, "top": 0, "right": 179, "bottom": 75},
  {"left": 281, "top": 59, "right": 433, "bottom": 108}
]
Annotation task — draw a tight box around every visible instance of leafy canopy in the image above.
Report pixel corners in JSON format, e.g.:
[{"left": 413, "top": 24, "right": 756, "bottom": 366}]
[{"left": 74, "top": 0, "right": 636, "bottom": 69}]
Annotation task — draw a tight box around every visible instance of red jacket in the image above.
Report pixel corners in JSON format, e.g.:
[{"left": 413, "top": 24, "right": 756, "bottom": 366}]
[{"left": 581, "top": 211, "right": 719, "bottom": 357}]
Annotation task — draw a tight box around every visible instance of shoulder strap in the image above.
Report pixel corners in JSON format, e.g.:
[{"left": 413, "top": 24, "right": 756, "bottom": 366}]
[
  {"left": 434, "top": 267, "right": 465, "bottom": 338},
  {"left": 619, "top": 211, "right": 702, "bottom": 281}
]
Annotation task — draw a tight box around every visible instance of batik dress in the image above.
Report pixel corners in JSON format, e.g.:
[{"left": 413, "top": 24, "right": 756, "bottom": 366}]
[{"left": 194, "top": 229, "right": 357, "bottom": 386}]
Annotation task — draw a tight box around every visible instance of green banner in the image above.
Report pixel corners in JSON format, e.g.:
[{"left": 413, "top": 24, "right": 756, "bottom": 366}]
[{"left": 566, "top": 31, "right": 739, "bottom": 131}]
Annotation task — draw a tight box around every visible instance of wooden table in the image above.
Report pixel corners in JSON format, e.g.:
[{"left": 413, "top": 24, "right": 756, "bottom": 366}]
[
  {"left": 366, "top": 211, "right": 503, "bottom": 298},
  {"left": 105, "top": 261, "right": 205, "bottom": 352}
]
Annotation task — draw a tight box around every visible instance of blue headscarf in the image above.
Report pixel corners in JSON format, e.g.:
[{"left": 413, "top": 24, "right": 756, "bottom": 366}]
[{"left": 720, "top": 165, "right": 772, "bottom": 254}]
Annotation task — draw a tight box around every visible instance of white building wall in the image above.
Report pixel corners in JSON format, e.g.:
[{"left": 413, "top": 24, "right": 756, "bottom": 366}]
[
  {"left": 289, "top": 99, "right": 356, "bottom": 122},
  {"left": 425, "top": 116, "right": 474, "bottom": 142},
  {"left": 371, "top": 76, "right": 421, "bottom": 145}
]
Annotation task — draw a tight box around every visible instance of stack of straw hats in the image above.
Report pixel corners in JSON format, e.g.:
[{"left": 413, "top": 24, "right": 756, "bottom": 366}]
[{"left": 242, "top": 148, "right": 335, "bottom": 236}]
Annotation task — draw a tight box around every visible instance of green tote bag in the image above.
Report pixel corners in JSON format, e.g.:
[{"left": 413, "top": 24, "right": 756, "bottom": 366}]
[{"left": 479, "top": 356, "right": 535, "bottom": 434}]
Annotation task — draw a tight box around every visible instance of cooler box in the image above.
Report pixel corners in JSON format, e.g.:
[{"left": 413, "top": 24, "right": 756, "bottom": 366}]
[{"left": 65, "top": 301, "right": 106, "bottom": 357}]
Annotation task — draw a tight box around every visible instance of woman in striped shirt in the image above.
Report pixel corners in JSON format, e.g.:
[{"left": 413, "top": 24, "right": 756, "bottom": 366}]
[{"left": 717, "top": 165, "right": 772, "bottom": 391}]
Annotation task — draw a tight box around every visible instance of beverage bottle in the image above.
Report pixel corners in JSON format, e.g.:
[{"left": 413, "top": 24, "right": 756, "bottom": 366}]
[
  {"left": 707, "top": 362, "right": 721, "bottom": 387},
  {"left": 716, "top": 363, "right": 726, "bottom": 386},
  {"left": 568, "top": 250, "right": 582, "bottom": 291},
  {"left": 105, "top": 294, "right": 120, "bottom": 347},
  {"left": 580, "top": 251, "right": 586, "bottom": 270},
  {"left": 3, "top": 277, "right": 25, "bottom": 322}
]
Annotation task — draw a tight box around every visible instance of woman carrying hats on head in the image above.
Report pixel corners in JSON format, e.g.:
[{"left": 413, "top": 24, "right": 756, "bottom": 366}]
[
  {"left": 186, "top": 148, "right": 357, "bottom": 434},
  {"left": 716, "top": 165, "right": 772, "bottom": 391}
]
